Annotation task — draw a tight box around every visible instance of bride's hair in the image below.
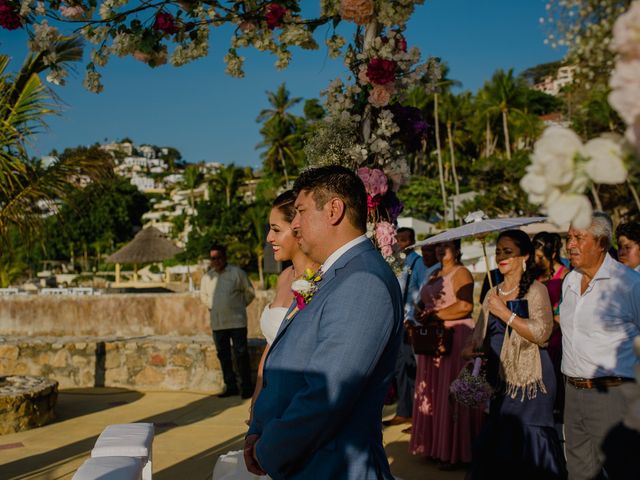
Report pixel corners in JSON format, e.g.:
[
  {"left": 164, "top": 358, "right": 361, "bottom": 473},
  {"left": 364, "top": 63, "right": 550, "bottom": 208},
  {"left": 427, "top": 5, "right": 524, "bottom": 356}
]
[
  {"left": 273, "top": 190, "right": 297, "bottom": 223},
  {"left": 497, "top": 229, "right": 537, "bottom": 299}
]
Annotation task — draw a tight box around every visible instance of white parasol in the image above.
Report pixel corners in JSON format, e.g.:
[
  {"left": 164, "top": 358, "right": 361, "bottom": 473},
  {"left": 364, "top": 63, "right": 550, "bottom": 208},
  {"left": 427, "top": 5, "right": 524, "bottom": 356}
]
[{"left": 413, "top": 211, "right": 548, "bottom": 287}]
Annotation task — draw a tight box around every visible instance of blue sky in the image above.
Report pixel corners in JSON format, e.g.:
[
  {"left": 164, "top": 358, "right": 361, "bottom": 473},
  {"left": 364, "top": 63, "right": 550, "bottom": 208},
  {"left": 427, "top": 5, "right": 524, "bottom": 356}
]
[{"left": 0, "top": 0, "right": 564, "bottom": 167}]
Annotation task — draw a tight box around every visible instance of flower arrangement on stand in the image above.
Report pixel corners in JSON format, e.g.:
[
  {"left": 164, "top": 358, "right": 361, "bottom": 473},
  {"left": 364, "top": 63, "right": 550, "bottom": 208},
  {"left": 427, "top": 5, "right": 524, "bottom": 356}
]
[
  {"left": 305, "top": 2, "right": 438, "bottom": 271},
  {"left": 521, "top": 1, "right": 640, "bottom": 227}
]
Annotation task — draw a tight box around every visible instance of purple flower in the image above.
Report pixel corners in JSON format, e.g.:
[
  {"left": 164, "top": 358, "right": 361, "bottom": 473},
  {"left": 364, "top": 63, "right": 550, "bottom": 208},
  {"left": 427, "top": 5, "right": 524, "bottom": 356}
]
[{"left": 388, "top": 105, "right": 428, "bottom": 153}]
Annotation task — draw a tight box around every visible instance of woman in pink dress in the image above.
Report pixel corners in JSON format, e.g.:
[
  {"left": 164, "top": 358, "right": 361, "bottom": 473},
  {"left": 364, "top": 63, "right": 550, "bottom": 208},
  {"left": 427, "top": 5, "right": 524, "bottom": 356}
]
[{"left": 410, "top": 239, "right": 484, "bottom": 469}]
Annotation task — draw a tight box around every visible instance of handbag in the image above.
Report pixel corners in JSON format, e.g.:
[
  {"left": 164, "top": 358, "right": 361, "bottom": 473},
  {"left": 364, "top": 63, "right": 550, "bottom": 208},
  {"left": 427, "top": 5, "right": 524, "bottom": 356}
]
[{"left": 408, "top": 318, "right": 453, "bottom": 356}]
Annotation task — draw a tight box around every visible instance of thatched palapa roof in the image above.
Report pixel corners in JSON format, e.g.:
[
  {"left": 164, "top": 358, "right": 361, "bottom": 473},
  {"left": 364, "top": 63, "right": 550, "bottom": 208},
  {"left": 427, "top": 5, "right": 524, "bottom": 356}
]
[{"left": 106, "top": 227, "right": 183, "bottom": 264}]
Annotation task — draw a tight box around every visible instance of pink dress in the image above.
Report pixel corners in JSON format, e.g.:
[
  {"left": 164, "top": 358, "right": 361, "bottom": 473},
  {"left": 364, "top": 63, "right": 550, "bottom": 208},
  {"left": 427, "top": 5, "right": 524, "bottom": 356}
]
[{"left": 410, "top": 266, "right": 485, "bottom": 464}]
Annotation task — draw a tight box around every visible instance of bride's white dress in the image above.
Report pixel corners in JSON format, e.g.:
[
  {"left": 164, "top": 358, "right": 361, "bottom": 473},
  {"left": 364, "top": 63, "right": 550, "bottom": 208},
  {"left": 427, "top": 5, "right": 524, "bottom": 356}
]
[{"left": 212, "top": 306, "right": 288, "bottom": 480}]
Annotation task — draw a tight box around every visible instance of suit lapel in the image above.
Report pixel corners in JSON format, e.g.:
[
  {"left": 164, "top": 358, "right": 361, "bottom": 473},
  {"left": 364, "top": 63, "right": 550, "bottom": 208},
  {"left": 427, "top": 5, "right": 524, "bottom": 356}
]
[{"left": 268, "top": 239, "right": 375, "bottom": 352}]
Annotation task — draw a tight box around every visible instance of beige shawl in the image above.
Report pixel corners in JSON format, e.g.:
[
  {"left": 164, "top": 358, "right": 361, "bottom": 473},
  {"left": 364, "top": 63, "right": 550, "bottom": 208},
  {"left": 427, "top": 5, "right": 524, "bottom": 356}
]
[{"left": 472, "top": 281, "right": 554, "bottom": 400}]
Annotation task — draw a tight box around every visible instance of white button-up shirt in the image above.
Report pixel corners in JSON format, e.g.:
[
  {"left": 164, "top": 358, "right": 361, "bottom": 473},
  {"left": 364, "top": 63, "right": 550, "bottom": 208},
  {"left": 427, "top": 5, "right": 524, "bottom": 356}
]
[
  {"left": 560, "top": 253, "right": 640, "bottom": 379},
  {"left": 199, "top": 264, "right": 255, "bottom": 331}
]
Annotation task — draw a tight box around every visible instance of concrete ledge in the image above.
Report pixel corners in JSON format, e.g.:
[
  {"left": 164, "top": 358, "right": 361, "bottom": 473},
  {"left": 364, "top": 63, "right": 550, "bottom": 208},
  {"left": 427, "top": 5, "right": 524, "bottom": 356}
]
[
  {"left": 0, "top": 291, "right": 273, "bottom": 339},
  {"left": 0, "top": 336, "right": 265, "bottom": 393}
]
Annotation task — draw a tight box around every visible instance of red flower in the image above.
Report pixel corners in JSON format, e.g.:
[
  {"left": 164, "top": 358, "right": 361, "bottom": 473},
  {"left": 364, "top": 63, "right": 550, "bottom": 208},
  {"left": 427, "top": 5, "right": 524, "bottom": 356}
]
[
  {"left": 0, "top": 0, "right": 22, "bottom": 31},
  {"left": 153, "top": 12, "right": 178, "bottom": 35},
  {"left": 265, "top": 3, "right": 287, "bottom": 30},
  {"left": 367, "top": 194, "right": 381, "bottom": 213},
  {"left": 293, "top": 291, "right": 306, "bottom": 310},
  {"left": 366, "top": 58, "right": 397, "bottom": 86}
]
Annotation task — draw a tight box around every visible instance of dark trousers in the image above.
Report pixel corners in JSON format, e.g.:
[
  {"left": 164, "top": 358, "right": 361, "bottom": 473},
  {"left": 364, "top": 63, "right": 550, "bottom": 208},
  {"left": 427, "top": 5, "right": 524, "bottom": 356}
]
[
  {"left": 394, "top": 334, "right": 416, "bottom": 418},
  {"left": 212, "top": 327, "right": 252, "bottom": 394},
  {"left": 564, "top": 381, "right": 632, "bottom": 480}
]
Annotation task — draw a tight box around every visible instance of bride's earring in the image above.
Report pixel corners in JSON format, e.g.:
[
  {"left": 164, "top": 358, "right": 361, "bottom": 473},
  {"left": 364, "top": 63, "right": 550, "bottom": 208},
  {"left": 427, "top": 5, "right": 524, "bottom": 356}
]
[{"left": 522, "top": 260, "right": 527, "bottom": 272}]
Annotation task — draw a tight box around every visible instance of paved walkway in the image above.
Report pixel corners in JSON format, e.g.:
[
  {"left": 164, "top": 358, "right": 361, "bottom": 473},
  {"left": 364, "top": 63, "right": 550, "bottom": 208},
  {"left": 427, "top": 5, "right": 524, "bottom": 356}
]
[{"left": 0, "top": 388, "right": 466, "bottom": 479}]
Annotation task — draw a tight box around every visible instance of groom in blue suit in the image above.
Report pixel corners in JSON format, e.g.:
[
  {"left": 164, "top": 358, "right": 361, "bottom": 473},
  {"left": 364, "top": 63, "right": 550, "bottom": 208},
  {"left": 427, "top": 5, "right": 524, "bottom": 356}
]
[{"left": 244, "top": 165, "right": 403, "bottom": 479}]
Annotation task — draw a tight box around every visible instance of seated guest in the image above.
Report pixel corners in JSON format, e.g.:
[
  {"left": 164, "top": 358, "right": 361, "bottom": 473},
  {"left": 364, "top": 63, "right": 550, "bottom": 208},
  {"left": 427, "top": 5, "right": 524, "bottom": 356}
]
[
  {"left": 561, "top": 212, "right": 640, "bottom": 480},
  {"left": 616, "top": 221, "right": 640, "bottom": 272},
  {"left": 533, "top": 231, "right": 568, "bottom": 421},
  {"left": 410, "top": 240, "right": 484, "bottom": 469},
  {"left": 466, "top": 230, "right": 566, "bottom": 480}
]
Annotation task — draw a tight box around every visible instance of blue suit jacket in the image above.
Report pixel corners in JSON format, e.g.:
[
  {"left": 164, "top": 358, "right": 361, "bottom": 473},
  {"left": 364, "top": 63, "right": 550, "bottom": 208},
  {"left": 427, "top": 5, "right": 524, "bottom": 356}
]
[{"left": 248, "top": 239, "right": 403, "bottom": 479}]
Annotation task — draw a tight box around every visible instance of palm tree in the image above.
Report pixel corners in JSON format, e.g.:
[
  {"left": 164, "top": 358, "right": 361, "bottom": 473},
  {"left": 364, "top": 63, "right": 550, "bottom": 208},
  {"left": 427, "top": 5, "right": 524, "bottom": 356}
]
[
  {"left": 0, "top": 37, "right": 113, "bottom": 245},
  {"left": 211, "top": 164, "right": 242, "bottom": 207},
  {"left": 182, "top": 165, "right": 203, "bottom": 209},
  {"left": 478, "top": 69, "right": 528, "bottom": 160},
  {"left": 439, "top": 92, "right": 473, "bottom": 197},
  {"left": 256, "top": 83, "right": 302, "bottom": 125},
  {"left": 256, "top": 84, "right": 303, "bottom": 185}
]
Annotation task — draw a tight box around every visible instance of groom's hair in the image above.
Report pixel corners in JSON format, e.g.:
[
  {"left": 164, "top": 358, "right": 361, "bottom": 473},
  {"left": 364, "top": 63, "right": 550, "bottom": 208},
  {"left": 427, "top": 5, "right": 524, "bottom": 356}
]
[{"left": 293, "top": 165, "right": 367, "bottom": 232}]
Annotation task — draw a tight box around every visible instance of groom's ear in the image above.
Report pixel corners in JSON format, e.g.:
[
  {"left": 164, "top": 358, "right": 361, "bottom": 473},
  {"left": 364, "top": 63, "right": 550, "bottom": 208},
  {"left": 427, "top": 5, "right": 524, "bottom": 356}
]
[{"left": 325, "top": 197, "right": 346, "bottom": 226}]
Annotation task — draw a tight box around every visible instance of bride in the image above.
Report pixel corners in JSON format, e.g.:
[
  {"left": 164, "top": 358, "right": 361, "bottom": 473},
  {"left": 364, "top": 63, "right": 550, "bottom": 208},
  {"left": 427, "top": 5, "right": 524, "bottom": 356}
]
[
  {"left": 251, "top": 190, "right": 320, "bottom": 416},
  {"left": 213, "top": 190, "right": 318, "bottom": 480}
]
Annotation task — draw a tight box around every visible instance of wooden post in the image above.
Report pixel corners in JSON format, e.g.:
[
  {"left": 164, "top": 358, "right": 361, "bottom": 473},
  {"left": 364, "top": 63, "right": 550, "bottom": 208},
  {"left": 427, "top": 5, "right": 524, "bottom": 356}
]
[{"left": 115, "top": 263, "right": 121, "bottom": 285}]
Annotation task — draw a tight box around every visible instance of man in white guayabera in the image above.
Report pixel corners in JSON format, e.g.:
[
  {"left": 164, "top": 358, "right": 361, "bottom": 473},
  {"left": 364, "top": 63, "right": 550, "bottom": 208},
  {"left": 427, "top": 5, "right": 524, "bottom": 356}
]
[
  {"left": 560, "top": 211, "right": 640, "bottom": 480},
  {"left": 200, "top": 244, "right": 255, "bottom": 399}
]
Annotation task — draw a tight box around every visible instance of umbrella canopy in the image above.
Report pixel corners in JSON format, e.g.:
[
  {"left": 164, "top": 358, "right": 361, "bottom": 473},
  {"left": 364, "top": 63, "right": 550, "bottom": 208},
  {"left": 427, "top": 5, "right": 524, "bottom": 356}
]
[
  {"left": 414, "top": 216, "right": 547, "bottom": 247},
  {"left": 412, "top": 214, "right": 547, "bottom": 288},
  {"left": 106, "top": 227, "right": 183, "bottom": 264}
]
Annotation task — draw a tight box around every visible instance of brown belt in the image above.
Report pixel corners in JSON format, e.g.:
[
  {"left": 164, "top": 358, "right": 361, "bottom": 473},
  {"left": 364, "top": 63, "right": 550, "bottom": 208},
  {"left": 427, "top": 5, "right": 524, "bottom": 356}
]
[{"left": 567, "top": 376, "right": 634, "bottom": 390}]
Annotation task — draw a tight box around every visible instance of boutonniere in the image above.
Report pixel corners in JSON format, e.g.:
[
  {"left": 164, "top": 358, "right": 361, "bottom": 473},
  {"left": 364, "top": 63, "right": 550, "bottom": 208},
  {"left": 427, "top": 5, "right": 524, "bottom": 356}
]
[{"left": 288, "top": 268, "right": 322, "bottom": 319}]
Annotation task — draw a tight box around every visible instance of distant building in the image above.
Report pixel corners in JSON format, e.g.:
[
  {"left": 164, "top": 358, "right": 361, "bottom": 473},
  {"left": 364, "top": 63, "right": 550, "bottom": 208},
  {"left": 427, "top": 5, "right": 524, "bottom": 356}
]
[
  {"left": 533, "top": 65, "right": 576, "bottom": 96},
  {"left": 130, "top": 175, "right": 155, "bottom": 191},
  {"left": 101, "top": 141, "right": 134, "bottom": 156}
]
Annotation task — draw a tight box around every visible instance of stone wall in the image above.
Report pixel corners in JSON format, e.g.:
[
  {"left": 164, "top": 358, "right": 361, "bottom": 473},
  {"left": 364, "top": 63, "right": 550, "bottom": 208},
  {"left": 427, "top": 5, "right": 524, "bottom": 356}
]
[
  {"left": 0, "top": 291, "right": 273, "bottom": 339},
  {"left": 0, "top": 336, "right": 265, "bottom": 392}
]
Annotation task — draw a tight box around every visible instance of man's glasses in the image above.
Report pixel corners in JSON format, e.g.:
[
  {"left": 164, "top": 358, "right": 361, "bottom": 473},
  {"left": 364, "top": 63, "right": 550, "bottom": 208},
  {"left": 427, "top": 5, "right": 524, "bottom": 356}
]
[{"left": 210, "top": 256, "right": 223, "bottom": 261}]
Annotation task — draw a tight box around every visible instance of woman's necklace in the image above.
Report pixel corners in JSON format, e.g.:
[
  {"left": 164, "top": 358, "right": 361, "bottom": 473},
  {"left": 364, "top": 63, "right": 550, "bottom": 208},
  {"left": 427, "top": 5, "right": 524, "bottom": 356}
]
[{"left": 498, "top": 282, "right": 518, "bottom": 296}]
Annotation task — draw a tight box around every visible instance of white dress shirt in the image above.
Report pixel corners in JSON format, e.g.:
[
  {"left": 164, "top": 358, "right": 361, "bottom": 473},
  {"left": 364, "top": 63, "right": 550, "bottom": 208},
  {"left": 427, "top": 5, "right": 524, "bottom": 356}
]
[
  {"left": 321, "top": 235, "right": 369, "bottom": 273},
  {"left": 560, "top": 253, "right": 640, "bottom": 379},
  {"left": 199, "top": 264, "right": 255, "bottom": 331}
]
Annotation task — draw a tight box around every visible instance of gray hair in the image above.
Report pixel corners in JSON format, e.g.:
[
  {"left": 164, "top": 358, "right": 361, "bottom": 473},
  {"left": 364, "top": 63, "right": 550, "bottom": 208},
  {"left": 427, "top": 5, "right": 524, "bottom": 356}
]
[{"left": 589, "top": 211, "right": 613, "bottom": 248}]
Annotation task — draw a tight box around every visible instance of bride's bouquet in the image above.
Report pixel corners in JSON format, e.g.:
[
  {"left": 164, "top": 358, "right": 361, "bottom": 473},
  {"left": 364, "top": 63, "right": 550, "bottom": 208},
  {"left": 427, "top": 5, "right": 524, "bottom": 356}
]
[{"left": 449, "top": 357, "right": 492, "bottom": 409}]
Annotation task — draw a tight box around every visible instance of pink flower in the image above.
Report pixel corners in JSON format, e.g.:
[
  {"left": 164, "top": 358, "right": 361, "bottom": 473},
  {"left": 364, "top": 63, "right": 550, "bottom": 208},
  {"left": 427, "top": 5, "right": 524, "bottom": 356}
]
[
  {"left": 60, "top": 5, "right": 86, "bottom": 19},
  {"left": 0, "top": 0, "right": 21, "bottom": 30},
  {"left": 153, "top": 12, "right": 178, "bottom": 34},
  {"left": 375, "top": 221, "right": 397, "bottom": 257},
  {"left": 358, "top": 67, "right": 370, "bottom": 85},
  {"left": 368, "top": 84, "right": 393, "bottom": 107},
  {"left": 339, "top": 0, "right": 374, "bottom": 25},
  {"left": 265, "top": 3, "right": 287, "bottom": 30},
  {"left": 366, "top": 58, "right": 397, "bottom": 85},
  {"left": 396, "top": 32, "right": 407, "bottom": 52},
  {"left": 239, "top": 21, "right": 256, "bottom": 33},
  {"left": 357, "top": 167, "right": 388, "bottom": 197}
]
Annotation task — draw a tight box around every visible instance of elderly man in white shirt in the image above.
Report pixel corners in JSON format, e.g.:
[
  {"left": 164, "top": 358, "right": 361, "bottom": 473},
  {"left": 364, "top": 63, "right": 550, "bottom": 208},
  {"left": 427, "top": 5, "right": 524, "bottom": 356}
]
[
  {"left": 200, "top": 244, "right": 255, "bottom": 398},
  {"left": 560, "top": 212, "right": 640, "bottom": 480}
]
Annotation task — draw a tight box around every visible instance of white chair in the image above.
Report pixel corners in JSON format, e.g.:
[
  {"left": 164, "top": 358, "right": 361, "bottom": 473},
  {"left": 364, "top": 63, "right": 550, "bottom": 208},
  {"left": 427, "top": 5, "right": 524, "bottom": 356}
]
[
  {"left": 91, "top": 423, "right": 154, "bottom": 480},
  {"left": 73, "top": 456, "right": 143, "bottom": 480}
]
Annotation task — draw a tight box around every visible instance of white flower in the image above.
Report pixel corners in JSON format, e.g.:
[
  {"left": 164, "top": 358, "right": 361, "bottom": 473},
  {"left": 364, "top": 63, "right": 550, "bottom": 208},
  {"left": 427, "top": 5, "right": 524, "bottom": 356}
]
[
  {"left": 611, "top": 1, "right": 640, "bottom": 60},
  {"left": 583, "top": 136, "right": 627, "bottom": 184},
  {"left": 531, "top": 126, "right": 583, "bottom": 187},
  {"left": 291, "top": 279, "right": 313, "bottom": 295},
  {"left": 609, "top": 59, "right": 640, "bottom": 125},
  {"left": 547, "top": 193, "right": 593, "bottom": 229},
  {"left": 46, "top": 69, "right": 67, "bottom": 85}
]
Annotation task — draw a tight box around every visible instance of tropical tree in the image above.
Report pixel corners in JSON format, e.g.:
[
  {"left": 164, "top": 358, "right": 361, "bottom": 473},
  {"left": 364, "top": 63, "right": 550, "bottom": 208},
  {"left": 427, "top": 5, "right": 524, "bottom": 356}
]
[
  {"left": 439, "top": 91, "right": 473, "bottom": 197},
  {"left": 182, "top": 164, "right": 203, "bottom": 209},
  {"left": 210, "top": 163, "right": 243, "bottom": 207},
  {"left": 256, "top": 83, "right": 304, "bottom": 185},
  {"left": 245, "top": 203, "right": 269, "bottom": 289},
  {"left": 477, "top": 69, "right": 529, "bottom": 160},
  {"left": 0, "top": 38, "right": 113, "bottom": 246}
]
